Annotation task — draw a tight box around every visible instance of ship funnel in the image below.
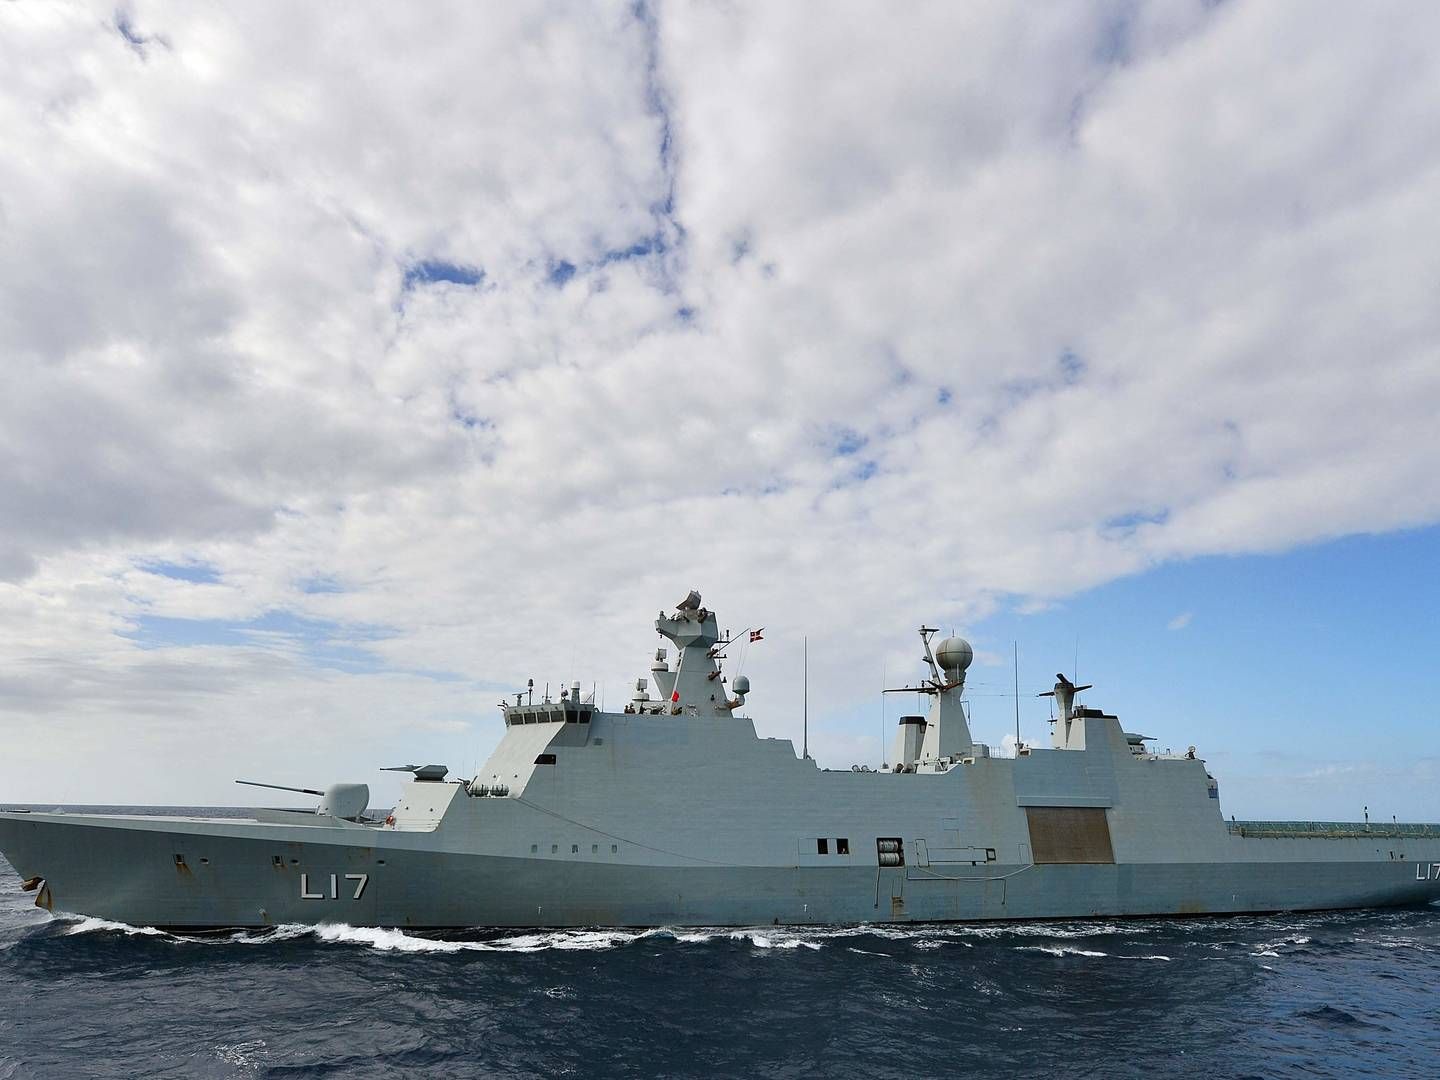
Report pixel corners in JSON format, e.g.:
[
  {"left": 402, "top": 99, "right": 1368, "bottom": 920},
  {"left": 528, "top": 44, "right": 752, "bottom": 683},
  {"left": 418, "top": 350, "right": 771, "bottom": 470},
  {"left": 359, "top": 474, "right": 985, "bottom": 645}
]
[{"left": 895, "top": 715, "right": 926, "bottom": 768}]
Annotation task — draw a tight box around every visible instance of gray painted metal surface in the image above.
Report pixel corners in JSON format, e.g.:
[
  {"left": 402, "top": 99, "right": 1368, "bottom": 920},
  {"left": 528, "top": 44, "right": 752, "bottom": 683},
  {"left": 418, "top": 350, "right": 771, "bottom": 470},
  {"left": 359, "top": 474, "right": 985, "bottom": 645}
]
[{"left": 2, "top": 594, "right": 1438, "bottom": 929}]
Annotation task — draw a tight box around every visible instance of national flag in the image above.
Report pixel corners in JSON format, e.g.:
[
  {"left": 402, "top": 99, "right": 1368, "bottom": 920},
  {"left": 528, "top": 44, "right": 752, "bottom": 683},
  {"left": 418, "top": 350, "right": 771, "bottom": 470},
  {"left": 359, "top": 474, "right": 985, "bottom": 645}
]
[
  {"left": 671, "top": 690, "right": 680, "bottom": 702},
  {"left": 749, "top": 628, "right": 764, "bottom": 642}
]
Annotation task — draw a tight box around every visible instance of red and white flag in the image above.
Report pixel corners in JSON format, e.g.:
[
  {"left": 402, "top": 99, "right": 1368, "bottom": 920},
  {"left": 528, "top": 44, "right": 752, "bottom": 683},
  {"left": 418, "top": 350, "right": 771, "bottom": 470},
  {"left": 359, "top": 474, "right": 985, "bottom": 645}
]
[
  {"left": 671, "top": 690, "right": 680, "bottom": 702},
  {"left": 749, "top": 628, "right": 764, "bottom": 642}
]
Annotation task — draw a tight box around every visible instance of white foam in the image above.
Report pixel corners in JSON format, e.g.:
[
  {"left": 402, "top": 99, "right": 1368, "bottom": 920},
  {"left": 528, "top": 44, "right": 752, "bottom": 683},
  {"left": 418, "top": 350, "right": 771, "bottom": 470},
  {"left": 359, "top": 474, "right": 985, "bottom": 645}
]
[
  {"left": 485, "top": 929, "right": 652, "bottom": 952},
  {"left": 229, "top": 923, "right": 323, "bottom": 945},
  {"left": 62, "top": 916, "right": 167, "bottom": 938},
  {"left": 1376, "top": 939, "right": 1431, "bottom": 952},
  {"left": 303, "top": 924, "right": 663, "bottom": 954},
  {"left": 313, "top": 924, "right": 468, "bottom": 952},
  {"left": 1020, "top": 945, "right": 1108, "bottom": 957},
  {"left": 734, "top": 931, "right": 822, "bottom": 950},
  {"left": 214, "top": 1039, "right": 268, "bottom": 1067}
]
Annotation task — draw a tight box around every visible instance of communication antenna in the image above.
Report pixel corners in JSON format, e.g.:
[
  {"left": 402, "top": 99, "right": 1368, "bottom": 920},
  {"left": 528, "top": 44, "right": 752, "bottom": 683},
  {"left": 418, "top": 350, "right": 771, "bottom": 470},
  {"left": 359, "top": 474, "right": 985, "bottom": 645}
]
[
  {"left": 1013, "top": 641, "right": 1021, "bottom": 753},
  {"left": 880, "top": 661, "right": 887, "bottom": 768},
  {"left": 802, "top": 636, "right": 809, "bottom": 760}
]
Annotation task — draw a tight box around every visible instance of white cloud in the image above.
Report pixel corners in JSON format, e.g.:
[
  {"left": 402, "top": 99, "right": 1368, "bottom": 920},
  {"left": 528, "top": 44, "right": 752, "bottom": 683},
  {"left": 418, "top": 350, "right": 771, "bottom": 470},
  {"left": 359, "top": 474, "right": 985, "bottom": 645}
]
[
  {"left": 1167, "top": 612, "right": 1193, "bottom": 631},
  {"left": 2, "top": 1, "right": 1439, "bottom": 802}
]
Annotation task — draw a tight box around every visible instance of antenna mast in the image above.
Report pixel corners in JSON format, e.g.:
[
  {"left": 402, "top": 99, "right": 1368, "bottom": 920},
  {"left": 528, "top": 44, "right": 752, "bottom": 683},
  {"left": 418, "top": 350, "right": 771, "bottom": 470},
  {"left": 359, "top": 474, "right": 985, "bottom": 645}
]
[
  {"left": 803, "top": 635, "right": 809, "bottom": 760},
  {"left": 1013, "top": 642, "right": 1021, "bottom": 753},
  {"left": 880, "top": 661, "right": 887, "bottom": 768}
]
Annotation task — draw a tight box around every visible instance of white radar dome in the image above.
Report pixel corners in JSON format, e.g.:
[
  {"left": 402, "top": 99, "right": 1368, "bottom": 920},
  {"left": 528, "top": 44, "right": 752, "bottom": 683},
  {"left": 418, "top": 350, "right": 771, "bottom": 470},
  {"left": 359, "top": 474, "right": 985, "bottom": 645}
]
[{"left": 934, "top": 637, "right": 974, "bottom": 676}]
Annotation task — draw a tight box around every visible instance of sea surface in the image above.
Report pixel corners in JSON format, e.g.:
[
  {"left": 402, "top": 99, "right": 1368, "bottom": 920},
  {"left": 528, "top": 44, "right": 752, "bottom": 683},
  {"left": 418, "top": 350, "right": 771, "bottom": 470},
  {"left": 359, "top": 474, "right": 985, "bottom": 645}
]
[{"left": 1, "top": 808, "right": 1437, "bottom": 1079}]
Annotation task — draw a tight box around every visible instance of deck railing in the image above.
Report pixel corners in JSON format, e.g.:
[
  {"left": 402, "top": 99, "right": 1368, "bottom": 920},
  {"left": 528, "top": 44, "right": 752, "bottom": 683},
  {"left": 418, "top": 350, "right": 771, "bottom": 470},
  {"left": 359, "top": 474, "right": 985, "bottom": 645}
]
[{"left": 1227, "top": 820, "right": 1440, "bottom": 839}]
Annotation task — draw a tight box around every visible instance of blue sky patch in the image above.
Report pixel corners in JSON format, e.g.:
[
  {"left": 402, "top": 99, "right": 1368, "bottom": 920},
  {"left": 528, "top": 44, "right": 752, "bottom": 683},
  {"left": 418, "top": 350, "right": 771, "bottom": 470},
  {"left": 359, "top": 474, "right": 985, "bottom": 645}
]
[
  {"left": 548, "top": 260, "right": 577, "bottom": 287},
  {"left": 403, "top": 260, "right": 484, "bottom": 290},
  {"left": 1103, "top": 509, "right": 1170, "bottom": 535},
  {"left": 451, "top": 408, "right": 490, "bottom": 431},
  {"left": 123, "top": 610, "right": 400, "bottom": 676},
  {"left": 138, "top": 560, "right": 221, "bottom": 585},
  {"left": 601, "top": 234, "right": 665, "bottom": 265},
  {"left": 832, "top": 429, "right": 868, "bottom": 457},
  {"left": 114, "top": 11, "right": 166, "bottom": 56},
  {"left": 297, "top": 576, "right": 344, "bottom": 595}
]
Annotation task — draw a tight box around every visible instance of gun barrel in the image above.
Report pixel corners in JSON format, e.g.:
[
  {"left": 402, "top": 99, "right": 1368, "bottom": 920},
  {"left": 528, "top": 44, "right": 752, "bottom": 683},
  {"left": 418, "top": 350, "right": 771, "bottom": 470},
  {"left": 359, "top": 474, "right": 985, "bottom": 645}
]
[{"left": 234, "top": 780, "right": 325, "bottom": 797}]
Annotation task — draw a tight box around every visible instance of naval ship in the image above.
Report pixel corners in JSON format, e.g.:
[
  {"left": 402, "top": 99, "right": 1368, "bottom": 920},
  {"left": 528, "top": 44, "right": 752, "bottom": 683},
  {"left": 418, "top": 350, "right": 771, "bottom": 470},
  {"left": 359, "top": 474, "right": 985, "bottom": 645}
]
[{"left": 2, "top": 591, "right": 1438, "bottom": 929}]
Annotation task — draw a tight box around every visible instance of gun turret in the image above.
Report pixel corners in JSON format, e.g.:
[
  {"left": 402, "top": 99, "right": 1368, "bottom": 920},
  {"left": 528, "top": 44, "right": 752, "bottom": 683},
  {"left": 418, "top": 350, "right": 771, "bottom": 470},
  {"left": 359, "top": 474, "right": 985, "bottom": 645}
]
[{"left": 235, "top": 779, "right": 370, "bottom": 821}]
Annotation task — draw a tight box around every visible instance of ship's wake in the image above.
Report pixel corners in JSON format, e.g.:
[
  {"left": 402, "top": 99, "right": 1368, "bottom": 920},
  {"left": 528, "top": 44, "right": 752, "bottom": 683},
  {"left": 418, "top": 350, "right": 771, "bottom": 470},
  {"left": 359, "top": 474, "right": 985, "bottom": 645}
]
[{"left": 39, "top": 909, "right": 1437, "bottom": 957}]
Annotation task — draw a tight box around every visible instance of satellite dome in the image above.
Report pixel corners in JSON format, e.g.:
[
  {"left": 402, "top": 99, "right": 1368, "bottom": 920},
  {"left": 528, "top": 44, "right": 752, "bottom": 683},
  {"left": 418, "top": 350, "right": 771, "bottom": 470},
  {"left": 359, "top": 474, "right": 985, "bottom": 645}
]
[{"left": 934, "top": 636, "right": 974, "bottom": 676}]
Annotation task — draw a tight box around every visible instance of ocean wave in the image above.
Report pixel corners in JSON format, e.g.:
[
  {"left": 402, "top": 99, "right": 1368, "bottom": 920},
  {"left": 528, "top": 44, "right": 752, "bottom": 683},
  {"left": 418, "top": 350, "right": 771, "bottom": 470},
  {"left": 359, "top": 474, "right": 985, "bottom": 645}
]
[
  {"left": 1374, "top": 938, "right": 1433, "bottom": 952},
  {"left": 62, "top": 916, "right": 168, "bottom": 938},
  {"left": 1298, "top": 1005, "right": 1388, "bottom": 1030},
  {"left": 1018, "top": 945, "right": 1109, "bottom": 957},
  {"left": 28, "top": 915, "right": 1385, "bottom": 961},
  {"left": 1252, "top": 934, "right": 1314, "bottom": 957}
]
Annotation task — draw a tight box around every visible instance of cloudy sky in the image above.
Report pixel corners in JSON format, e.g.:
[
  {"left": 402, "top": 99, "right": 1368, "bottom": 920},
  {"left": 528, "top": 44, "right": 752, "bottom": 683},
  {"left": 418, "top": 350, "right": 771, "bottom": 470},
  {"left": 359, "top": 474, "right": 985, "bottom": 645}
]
[{"left": 2, "top": 1, "right": 1438, "bottom": 817}]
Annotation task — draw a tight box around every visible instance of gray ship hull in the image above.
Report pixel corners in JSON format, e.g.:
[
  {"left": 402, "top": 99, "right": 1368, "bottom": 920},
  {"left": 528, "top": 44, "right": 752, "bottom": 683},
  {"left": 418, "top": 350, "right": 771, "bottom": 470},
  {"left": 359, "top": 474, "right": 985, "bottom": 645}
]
[
  {"left": 4, "top": 600, "right": 1438, "bottom": 930},
  {"left": 3, "top": 801, "right": 1438, "bottom": 930}
]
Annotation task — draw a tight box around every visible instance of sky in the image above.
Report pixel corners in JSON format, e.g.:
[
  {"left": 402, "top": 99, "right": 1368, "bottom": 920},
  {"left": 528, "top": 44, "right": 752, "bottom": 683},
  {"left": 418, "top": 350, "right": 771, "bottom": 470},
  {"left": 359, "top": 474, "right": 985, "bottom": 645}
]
[{"left": 1, "top": 1, "right": 1438, "bottom": 819}]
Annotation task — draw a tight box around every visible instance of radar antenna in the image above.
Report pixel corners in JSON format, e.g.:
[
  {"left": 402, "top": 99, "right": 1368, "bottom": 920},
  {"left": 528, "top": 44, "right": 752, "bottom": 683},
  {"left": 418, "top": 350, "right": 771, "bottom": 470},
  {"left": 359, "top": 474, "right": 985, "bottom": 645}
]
[{"left": 1037, "top": 673, "right": 1092, "bottom": 722}]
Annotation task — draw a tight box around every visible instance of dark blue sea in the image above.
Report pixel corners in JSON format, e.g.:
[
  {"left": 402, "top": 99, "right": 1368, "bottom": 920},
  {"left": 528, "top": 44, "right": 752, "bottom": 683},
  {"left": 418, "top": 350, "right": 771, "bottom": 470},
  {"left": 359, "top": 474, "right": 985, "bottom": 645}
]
[{"left": 1, "top": 808, "right": 1437, "bottom": 1079}]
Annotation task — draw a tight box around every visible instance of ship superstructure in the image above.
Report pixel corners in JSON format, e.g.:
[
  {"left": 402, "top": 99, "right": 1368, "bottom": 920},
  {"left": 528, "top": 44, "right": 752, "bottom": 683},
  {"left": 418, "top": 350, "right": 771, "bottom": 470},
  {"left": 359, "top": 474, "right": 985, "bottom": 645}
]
[{"left": 2, "top": 592, "right": 1437, "bottom": 929}]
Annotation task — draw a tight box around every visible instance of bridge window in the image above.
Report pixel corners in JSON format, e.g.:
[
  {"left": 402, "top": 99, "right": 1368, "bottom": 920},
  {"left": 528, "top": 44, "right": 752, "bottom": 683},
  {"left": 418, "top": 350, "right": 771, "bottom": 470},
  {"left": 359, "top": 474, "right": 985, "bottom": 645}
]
[
  {"left": 816, "top": 838, "right": 829, "bottom": 855},
  {"left": 837, "top": 838, "right": 850, "bottom": 855}
]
